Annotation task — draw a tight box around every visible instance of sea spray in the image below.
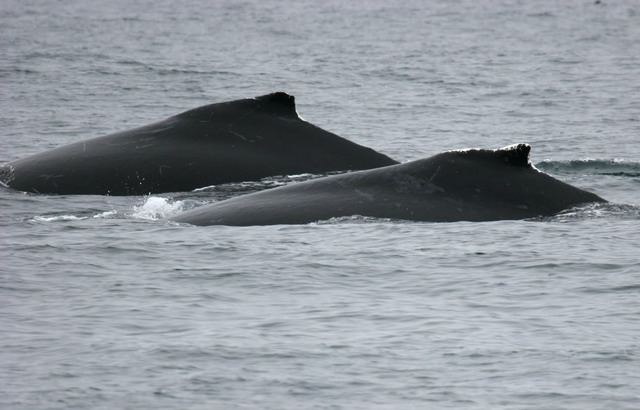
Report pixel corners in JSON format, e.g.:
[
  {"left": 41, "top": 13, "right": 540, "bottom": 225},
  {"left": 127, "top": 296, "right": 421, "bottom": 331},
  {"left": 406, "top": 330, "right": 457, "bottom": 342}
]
[{"left": 131, "top": 196, "right": 185, "bottom": 220}]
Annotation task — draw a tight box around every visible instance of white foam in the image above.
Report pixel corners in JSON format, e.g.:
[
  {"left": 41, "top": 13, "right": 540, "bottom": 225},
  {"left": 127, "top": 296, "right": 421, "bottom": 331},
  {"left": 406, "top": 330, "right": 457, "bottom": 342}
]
[
  {"left": 31, "top": 209, "right": 119, "bottom": 222},
  {"left": 287, "top": 173, "right": 313, "bottom": 179},
  {"left": 131, "top": 196, "right": 184, "bottom": 220},
  {"left": 32, "top": 215, "right": 85, "bottom": 222},
  {"left": 93, "top": 210, "right": 118, "bottom": 219},
  {"left": 192, "top": 185, "right": 216, "bottom": 192}
]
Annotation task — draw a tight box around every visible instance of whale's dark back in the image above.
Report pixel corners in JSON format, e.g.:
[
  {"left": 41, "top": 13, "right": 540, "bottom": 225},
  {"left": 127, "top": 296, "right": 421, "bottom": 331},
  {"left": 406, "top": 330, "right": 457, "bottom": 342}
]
[
  {"left": 1, "top": 92, "right": 397, "bottom": 195},
  {"left": 171, "top": 144, "right": 607, "bottom": 226}
]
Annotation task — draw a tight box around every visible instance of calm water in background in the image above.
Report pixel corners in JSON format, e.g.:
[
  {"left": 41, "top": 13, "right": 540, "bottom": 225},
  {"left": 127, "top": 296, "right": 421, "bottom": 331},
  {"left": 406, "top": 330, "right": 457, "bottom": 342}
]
[{"left": 1, "top": 0, "right": 639, "bottom": 408}]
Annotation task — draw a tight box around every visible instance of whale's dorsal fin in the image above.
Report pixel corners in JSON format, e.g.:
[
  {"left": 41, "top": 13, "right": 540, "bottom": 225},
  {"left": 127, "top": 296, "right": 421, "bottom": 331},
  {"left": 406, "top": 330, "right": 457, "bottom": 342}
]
[
  {"left": 498, "top": 143, "right": 531, "bottom": 166},
  {"left": 252, "top": 92, "right": 299, "bottom": 118},
  {"left": 176, "top": 91, "right": 299, "bottom": 121},
  {"left": 447, "top": 143, "right": 531, "bottom": 167}
]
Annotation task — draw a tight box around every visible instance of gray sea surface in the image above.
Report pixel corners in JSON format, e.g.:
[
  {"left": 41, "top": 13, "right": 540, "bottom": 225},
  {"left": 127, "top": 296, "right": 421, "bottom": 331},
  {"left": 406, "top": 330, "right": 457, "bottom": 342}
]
[{"left": 1, "top": 0, "right": 639, "bottom": 409}]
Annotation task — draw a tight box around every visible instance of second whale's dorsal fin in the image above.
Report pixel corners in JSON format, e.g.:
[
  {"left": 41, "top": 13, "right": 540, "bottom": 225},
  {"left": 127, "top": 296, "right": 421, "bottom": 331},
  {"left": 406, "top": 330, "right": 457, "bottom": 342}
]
[
  {"left": 497, "top": 143, "right": 531, "bottom": 166},
  {"left": 447, "top": 143, "right": 531, "bottom": 167},
  {"left": 176, "top": 91, "right": 300, "bottom": 121}
]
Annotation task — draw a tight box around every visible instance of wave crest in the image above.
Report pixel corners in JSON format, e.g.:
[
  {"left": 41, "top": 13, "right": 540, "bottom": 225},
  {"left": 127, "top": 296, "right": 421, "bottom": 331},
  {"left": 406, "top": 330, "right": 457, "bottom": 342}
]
[{"left": 535, "top": 159, "right": 640, "bottom": 177}]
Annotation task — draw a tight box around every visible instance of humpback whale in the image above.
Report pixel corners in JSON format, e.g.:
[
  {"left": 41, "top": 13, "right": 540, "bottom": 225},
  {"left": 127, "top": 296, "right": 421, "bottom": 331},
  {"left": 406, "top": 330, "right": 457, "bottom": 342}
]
[
  {"left": 0, "top": 92, "right": 397, "bottom": 195},
  {"left": 171, "top": 144, "right": 606, "bottom": 226}
]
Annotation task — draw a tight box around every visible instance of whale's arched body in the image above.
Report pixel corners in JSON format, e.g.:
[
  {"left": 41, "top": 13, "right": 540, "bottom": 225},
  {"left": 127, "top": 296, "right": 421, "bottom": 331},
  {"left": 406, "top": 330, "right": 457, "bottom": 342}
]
[
  {"left": 0, "top": 92, "right": 397, "bottom": 195},
  {"left": 171, "top": 144, "right": 606, "bottom": 226}
]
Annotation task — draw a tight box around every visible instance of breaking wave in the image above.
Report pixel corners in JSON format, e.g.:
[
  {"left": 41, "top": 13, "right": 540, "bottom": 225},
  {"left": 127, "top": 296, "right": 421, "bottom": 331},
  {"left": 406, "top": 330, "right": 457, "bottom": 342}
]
[{"left": 535, "top": 159, "right": 640, "bottom": 177}]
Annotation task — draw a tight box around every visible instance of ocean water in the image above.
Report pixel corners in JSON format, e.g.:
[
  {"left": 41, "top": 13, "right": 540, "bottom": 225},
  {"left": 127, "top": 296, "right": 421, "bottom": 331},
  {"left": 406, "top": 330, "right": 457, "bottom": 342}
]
[{"left": 1, "top": 0, "right": 639, "bottom": 409}]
